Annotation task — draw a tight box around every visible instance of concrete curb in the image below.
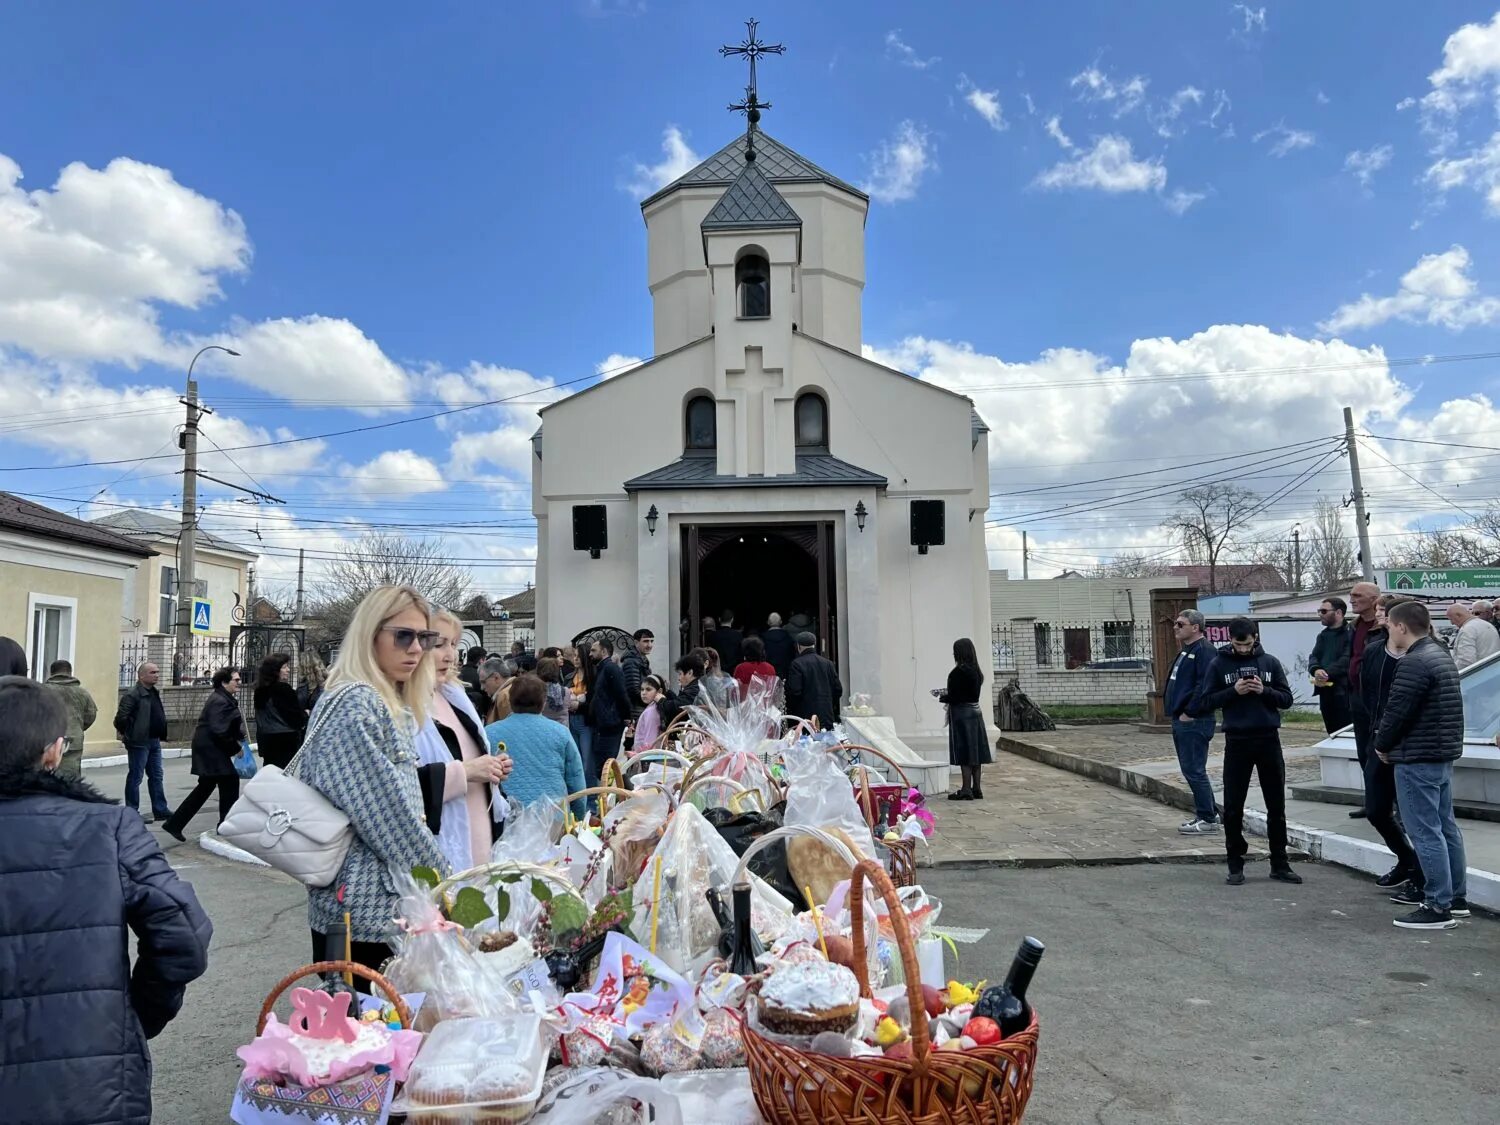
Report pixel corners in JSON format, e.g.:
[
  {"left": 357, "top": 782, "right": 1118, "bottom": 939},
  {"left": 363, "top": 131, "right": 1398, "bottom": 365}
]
[
  {"left": 197, "top": 832, "right": 270, "bottom": 869},
  {"left": 83, "top": 747, "right": 191, "bottom": 769},
  {"left": 930, "top": 849, "right": 1295, "bottom": 870},
  {"left": 999, "top": 738, "right": 1500, "bottom": 913}
]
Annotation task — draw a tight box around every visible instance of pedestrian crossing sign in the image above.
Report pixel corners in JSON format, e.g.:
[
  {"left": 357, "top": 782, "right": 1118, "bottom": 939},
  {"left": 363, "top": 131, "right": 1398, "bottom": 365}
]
[{"left": 191, "top": 597, "right": 212, "bottom": 635}]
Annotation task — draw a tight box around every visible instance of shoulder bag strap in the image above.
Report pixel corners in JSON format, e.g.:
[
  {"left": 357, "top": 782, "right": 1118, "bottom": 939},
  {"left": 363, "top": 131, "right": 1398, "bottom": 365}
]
[{"left": 284, "top": 682, "right": 360, "bottom": 779}]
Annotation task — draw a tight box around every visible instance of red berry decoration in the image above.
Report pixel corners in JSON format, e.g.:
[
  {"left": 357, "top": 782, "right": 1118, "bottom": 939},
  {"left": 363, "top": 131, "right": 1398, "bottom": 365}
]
[{"left": 961, "top": 1016, "right": 1001, "bottom": 1046}]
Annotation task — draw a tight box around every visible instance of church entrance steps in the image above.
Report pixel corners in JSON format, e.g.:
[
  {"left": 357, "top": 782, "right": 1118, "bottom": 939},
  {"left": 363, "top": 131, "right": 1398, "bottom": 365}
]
[{"left": 841, "top": 715, "right": 950, "bottom": 795}]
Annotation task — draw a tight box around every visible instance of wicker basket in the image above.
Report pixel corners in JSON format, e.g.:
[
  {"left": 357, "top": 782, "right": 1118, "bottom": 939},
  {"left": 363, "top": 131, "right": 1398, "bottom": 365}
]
[
  {"left": 256, "top": 960, "right": 412, "bottom": 1033},
  {"left": 742, "top": 859, "right": 1040, "bottom": 1125}
]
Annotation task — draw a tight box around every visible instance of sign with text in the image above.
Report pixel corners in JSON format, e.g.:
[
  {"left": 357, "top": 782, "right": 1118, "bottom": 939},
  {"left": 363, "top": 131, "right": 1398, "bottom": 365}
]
[{"left": 1379, "top": 569, "right": 1500, "bottom": 596}]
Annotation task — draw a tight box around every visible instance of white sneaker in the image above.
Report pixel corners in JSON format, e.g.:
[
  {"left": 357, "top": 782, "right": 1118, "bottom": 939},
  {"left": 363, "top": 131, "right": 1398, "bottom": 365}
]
[{"left": 1178, "top": 818, "right": 1221, "bottom": 835}]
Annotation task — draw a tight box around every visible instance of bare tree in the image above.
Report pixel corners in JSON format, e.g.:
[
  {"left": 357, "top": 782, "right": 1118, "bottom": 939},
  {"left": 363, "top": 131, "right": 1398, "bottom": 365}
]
[
  {"left": 1304, "top": 497, "right": 1358, "bottom": 592},
  {"left": 1163, "top": 484, "right": 1262, "bottom": 594},
  {"left": 311, "top": 532, "right": 474, "bottom": 646},
  {"left": 1234, "top": 534, "right": 1295, "bottom": 589},
  {"left": 457, "top": 593, "right": 495, "bottom": 621},
  {"left": 1085, "top": 551, "right": 1171, "bottom": 579},
  {"left": 1381, "top": 501, "right": 1500, "bottom": 569}
]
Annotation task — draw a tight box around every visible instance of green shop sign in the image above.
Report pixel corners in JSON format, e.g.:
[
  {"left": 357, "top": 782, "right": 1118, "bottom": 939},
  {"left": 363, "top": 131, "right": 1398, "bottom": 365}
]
[{"left": 1380, "top": 568, "right": 1500, "bottom": 594}]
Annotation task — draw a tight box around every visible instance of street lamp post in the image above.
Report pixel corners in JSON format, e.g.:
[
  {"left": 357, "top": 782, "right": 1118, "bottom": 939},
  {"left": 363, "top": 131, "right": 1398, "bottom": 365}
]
[{"left": 174, "top": 345, "right": 239, "bottom": 678}]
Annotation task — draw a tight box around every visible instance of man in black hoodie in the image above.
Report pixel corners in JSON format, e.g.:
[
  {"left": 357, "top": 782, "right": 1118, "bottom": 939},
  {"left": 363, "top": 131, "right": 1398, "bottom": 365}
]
[{"left": 1191, "top": 617, "right": 1301, "bottom": 886}]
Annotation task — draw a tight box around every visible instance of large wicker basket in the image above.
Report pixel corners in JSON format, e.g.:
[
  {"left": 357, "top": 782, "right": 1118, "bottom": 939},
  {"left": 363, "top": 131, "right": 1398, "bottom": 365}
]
[{"left": 742, "top": 859, "right": 1040, "bottom": 1125}]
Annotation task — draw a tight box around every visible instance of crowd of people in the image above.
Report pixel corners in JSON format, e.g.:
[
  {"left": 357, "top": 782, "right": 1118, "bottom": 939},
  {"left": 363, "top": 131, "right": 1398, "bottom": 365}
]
[{"left": 1166, "top": 582, "right": 1487, "bottom": 930}]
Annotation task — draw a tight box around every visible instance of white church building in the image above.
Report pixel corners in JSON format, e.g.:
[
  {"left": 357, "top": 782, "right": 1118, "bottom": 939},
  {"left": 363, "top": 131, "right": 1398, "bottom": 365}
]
[{"left": 531, "top": 124, "right": 991, "bottom": 740}]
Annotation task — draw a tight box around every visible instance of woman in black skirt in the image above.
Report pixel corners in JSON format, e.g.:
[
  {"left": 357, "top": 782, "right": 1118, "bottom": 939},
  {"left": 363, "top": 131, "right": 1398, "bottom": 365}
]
[{"left": 940, "top": 637, "right": 991, "bottom": 800}]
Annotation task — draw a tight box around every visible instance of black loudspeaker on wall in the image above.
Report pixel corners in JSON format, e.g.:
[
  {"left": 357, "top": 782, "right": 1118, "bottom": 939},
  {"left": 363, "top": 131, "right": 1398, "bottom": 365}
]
[
  {"left": 910, "top": 499, "right": 945, "bottom": 554},
  {"left": 573, "top": 504, "right": 607, "bottom": 558}
]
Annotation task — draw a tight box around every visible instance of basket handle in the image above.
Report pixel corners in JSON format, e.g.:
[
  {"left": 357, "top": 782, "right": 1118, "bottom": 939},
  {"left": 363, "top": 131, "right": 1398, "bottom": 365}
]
[
  {"left": 257, "top": 961, "right": 411, "bottom": 1034},
  {"left": 831, "top": 743, "right": 915, "bottom": 793},
  {"left": 850, "top": 859, "right": 931, "bottom": 1075},
  {"left": 729, "top": 823, "right": 860, "bottom": 890},
  {"left": 436, "top": 858, "right": 588, "bottom": 903}
]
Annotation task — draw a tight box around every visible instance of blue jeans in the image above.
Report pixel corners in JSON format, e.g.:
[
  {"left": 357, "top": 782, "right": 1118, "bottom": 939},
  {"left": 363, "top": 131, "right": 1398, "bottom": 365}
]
[
  {"left": 1171, "top": 717, "right": 1218, "bottom": 821},
  {"left": 569, "top": 713, "right": 593, "bottom": 776},
  {"left": 124, "top": 739, "right": 172, "bottom": 817},
  {"left": 1394, "top": 761, "right": 1468, "bottom": 911}
]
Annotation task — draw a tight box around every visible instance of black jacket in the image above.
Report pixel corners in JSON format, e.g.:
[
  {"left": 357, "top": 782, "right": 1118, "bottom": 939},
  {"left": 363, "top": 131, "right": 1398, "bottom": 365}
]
[
  {"left": 1358, "top": 626, "right": 1394, "bottom": 724},
  {"left": 1309, "top": 623, "right": 1353, "bottom": 693},
  {"left": 662, "top": 678, "right": 699, "bottom": 726},
  {"left": 114, "top": 682, "right": 168, "bottom": 743},
  {"left": 0, "top": 766, "right": 211, "bottom": 1125},
  {"left": 1164, "top": 637, "right": 1218, "bottom": 718},
  {"left": 1191, "top": 643, "right": 1293, "bottom": 733},
  {"left": 253, "top": 680, "right": 306, "bottom": 737},
  {"left": 762, "top": 627, "right": 796, "bottom": 678},
  {"left": 190, "top": 685, "right": 243, "bottom": 778},
  {"left": 787, "top": 649, "right": 843, "bottom": 728},
  {"left": 709, "top": 626, "right": 744, "bottom": 674},
  {"left": 939, "top": 663, "right": 984, "bottom": 706},
  {"left": 589, "top": 659, "right": 633, "bottom": 732},
  {"left": 620, "top": 647, "right": 651, "bottom": 720},
  {"left": 1373, "top": 636, "right": 1465, "bottom": 765}
]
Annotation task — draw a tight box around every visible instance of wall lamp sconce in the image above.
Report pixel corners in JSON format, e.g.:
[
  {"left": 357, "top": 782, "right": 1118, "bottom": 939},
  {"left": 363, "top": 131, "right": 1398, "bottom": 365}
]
[
  {"left": 645, "top": 504, "right": 659, "bottom": 536},
  {"left": 854, "top": 500, "right": 867, "bottom": 533}
]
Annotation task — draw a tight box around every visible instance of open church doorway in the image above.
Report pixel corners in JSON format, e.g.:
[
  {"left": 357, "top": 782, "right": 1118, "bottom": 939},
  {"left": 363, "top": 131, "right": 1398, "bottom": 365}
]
[{"left": 680, "top": 522, "right": 839, "bottom": 670}]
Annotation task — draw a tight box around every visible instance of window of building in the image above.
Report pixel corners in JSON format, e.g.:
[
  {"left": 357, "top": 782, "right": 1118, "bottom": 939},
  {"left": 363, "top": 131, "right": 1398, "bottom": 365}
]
[
  {"left": 1103, "top": 620, "right": 1135, "bottom": 659},
  {"left": 1063, "top": 628, "right": 1092, "bottom": 669},
  {"left": 159, "top": 566, "right": 177, "bottom": 634},
  {"left": 736, "top": 253, "right": 770, "bottom": 318},
  {"left": 685, "top": 395, "right": 717, "bottom": 452},
  {"left": 26, "top": 594, "right": 76, "bottom": 679},
  {"left": 794, "top": 393, "right": 828, "bottom": 449},
  {"left": 1033, "top": 622, "right": 1052, "bottom": 667}
]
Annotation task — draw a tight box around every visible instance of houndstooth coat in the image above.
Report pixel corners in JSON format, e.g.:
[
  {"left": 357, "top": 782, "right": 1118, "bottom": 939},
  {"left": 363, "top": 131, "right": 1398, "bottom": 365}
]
[{"left": 296, "top": 683, "right": 448, "bottom": 942}]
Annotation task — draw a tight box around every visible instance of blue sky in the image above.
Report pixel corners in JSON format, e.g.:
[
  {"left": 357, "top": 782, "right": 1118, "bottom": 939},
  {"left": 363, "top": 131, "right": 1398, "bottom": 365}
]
[{"left": 2, "top": 2, "right": 1499, "bottom": 592}]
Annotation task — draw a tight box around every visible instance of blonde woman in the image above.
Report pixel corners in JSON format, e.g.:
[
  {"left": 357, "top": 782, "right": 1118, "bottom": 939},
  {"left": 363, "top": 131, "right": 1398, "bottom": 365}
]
[
  {"left": 414, "top": 609, "right": 513, "bottom": 872},
  {"left": 295, "top": 585, "right": 449, "bottom": 980},
  {"left": 296, "top": 649, "right": 327, "bottom": 714}
]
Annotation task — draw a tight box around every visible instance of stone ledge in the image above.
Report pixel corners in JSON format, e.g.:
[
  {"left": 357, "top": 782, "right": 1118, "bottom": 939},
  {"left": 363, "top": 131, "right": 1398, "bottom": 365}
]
[
  {"left": 996, "top": 735, "right": 1198, "bottom": 815},
  {"left": 1290, "top": 782, "right": 1500, "bottom": 823}
]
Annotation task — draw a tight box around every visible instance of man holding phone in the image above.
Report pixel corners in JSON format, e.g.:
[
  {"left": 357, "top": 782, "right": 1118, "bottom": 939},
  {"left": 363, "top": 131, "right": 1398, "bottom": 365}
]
[{"left": 1190, "top": 616, "right": 1300, "bottom": 886}]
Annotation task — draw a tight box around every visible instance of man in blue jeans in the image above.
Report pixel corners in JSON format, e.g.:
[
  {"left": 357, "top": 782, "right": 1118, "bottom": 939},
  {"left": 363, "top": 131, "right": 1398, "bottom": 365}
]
[
  {"left": 1374, "top": 600, "right": 1470, "bottom": 930},
  {"left": 1164, "top": 610, "right": 1221, "bottom": 834},
  {"left": 113, "top": 661, "right": 174, "bottom": 822}
]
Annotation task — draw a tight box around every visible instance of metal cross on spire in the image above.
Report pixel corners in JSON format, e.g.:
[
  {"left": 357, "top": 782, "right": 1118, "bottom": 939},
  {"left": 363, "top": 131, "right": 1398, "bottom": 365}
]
[{"left": 720, "top": 18, "right": 785, "bottom": 162}]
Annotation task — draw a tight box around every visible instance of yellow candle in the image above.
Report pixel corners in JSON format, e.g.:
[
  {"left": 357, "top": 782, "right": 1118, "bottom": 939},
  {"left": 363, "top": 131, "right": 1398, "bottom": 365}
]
[
  {"left": 803, "top": 885, "right": 830, "bottom": 961},
  {"left": 650, "top": 856, "right": 665, "bottom": 954}
]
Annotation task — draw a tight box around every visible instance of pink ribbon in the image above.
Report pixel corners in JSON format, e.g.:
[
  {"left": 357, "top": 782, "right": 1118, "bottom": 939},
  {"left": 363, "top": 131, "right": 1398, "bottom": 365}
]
[{"left": 393, "top": 915, "right": 461, "bottom": 936}]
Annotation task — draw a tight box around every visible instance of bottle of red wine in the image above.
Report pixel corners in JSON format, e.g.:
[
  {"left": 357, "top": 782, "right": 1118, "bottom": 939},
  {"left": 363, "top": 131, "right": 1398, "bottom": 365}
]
[
  {"left": 728, "top": 881, "right": 764, "bottom": 976},
  {"left": 974, "top": 936, "right": 1044, "bottom": 1036},
  {"left": 705, "top": 887, "right": 735, "bottom": 960}
]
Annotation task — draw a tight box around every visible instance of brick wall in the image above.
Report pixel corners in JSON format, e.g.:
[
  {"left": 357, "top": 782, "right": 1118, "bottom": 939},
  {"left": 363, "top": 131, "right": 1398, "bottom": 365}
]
[{"left": 998, "top": 615, "right": 1153, "bottom": 708}]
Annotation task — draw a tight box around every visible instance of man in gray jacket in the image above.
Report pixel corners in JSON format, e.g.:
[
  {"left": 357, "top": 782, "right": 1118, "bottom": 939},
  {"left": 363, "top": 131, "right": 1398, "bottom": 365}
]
[
  {"left": 113, "top": 661, "right": 173, "bottom": 822},
  {"left": 1375, "top": 601, "right": 1469, "bottom": 930},
  {"left": 43, "top": 659, "right": 96, "bottom": 780}
]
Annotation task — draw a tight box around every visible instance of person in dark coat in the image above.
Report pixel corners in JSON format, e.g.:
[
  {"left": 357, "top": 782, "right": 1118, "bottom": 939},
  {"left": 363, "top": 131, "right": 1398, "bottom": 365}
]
[
  {"left": 786, "top": 632, "right": 842, "bottom": 729},
  {"left": 252, "top": 652, "right": 307, "bottom": 769},
  {"left": 0, "top": 674, "right": 211, "bottom": 1125},
  {"left": 161, "top": 666, "right": 244, "bottom": 842},
  {"left": 708, "top": 609, "right": 745, "bottom": 675},
  {"left": 939, "top": 637, "right": 991, "bottom": 801},
  {"left": 586, "top": 636, "right": 633, "bottom": 788},
  {"left": 0, "top": 634, "right": 25, "bottom": 675},
  {"left": 1308, "top": 596, "right": 1353, "bottom": 733},
  {"left": 761, "top": 613, "right": 796, "bottom": 679}
]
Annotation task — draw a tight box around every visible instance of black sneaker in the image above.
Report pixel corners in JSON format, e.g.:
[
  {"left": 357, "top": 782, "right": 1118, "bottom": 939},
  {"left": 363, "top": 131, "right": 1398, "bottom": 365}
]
[
  {"left": 1226, "top": 870, "right": 1246, "bottom": 886},
  {"left": 1270, "top": 867, "right": 1303, "bottom": 885},
  {"left": 1393, "top": 906, "right": 1458, "bottom": 930},
  {"left": 1375, "top": 866, "right": 1412, "bottom": 889},
  {"left": 947, "top": 789, "right": 973, "bottom": 801},
  {"left": 1388, "top": 885, "right": 1425, "bottom": 907},
  {"left": 1348, "top": 808, "right": 1368, "bottom": 819},
  {"left": 1450, "top": 897, "right": 1472, "bottom": 918}
]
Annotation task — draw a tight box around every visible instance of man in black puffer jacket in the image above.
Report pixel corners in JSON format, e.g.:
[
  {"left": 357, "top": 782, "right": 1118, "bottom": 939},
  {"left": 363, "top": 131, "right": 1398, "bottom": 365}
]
[
  {"left": 1373, "top": 600, "right": 1469, "bottom": 930},
  {"left": 1190, "top": 617, "right": 1300, "bottom": 887},
  {"left": 0, "top": 675, "right": 212, "bottom": 1124},
  {"left": 1356, "top": 596, "right": 1424, "bottom": 895}
]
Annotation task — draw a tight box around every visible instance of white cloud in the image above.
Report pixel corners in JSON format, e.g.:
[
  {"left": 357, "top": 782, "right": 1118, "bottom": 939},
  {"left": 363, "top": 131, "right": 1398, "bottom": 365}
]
[
  {"left": 1034, "top": 134, "right": 1166, "bottom": 194},
  {"left": 1022, "top": 92, "right": 1038, "bottom": 116},
  {"left": 1044, "top": 115, "right": 1075, "bottom": 152},
  {"left": 1069, "top": 66, "right": 1148, "bottom": 117},
  {"left": 885, "top": 30, "right": 939, "bottom": 70},
  {"left": 0, "top": 152, "right": 249, "bottom": 365},
  {"left": 958, "top": 76, "right": 1007, "bottom": 132},
  {"left": 1164, "top": 188, "right": 1207, "bottom": 214},
  {"left": 1344, "top": 144, "right": 1394, "bottom": 187},
  {"left": 596, "top": 353, "right": 645, "bottom": 380},
  {"left": 1315, "top": 88, "right": 1332, "bottom": 105},
  {"left": 1209, "top": 89, "right": 1234, "bottom": 134},
  {"left": 1147, "top": 86, "right": 1205, "bottom": 138},
  {"left": 1253, "top": 122, "right": 1316, "bottom": 156},
  {"left": 1320, "top": 245, "right": 1500, "bottom": 334},
  {"left": 861, "top": 121, "right": 934, "bottom": 204},
  {"left": 209, "top": 314, "right": 412, "bottom": 411},
  {"left": 623, "top": 126, "right": 701, "bottom": 199},
  {"left": 448, "top": 425, "right": 537, "bottom": 480},
  {"left": 1233, "top": 5, "right": 1267, "bottom": 35},
  {"left": 1425, "top": 10, "right": 1500, "bottom": 118},
  {"left": 1424, "top": 130, "right": 1500, "bottom": 213},
  {"left": 342, "top": 449, "right": 448, "bottom": 498}
]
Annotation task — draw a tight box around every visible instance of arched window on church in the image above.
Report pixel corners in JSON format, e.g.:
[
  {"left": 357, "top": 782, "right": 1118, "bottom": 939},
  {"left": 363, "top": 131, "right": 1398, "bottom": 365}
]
[
  {"left": 736, "top": 253, "right": 770, "bottom": 319},
  {"left": 685, "top": 395, "right": 717, "bottom": 454},
  {"left": 795, "top": 392, "right": 828, "bottom": 451}
]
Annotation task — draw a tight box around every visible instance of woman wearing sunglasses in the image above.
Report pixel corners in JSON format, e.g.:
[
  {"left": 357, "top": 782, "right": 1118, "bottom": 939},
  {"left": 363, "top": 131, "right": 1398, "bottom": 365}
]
[
  {"left": 413, "top": 607, "right": 513, "bottom": 872},
  {"left": 295, "top": 584, "right": 449, "bottom": 979}
]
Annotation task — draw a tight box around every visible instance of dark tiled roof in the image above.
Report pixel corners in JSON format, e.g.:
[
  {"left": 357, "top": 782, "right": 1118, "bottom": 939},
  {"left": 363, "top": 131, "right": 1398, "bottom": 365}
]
[
  {"left": 92, "top": 509, "right": 257, "bottom": 557},
  {"left": 643, "top": 130, "right": 866, "bottom": 206},
  {"left": 0, "top": 493, "right": 155, "bottom": 557},
  {"left": 498, "top": 586, "right": 535, "bottom": 614},
  {"left": 701, "top": 159, "right": 802, "bottom": 231},
  {"left": 624, "top": 452, "right": 887, "bottom": 492},
  {"left": 970, "top": 407, "right": 988, "bottom": 446}
]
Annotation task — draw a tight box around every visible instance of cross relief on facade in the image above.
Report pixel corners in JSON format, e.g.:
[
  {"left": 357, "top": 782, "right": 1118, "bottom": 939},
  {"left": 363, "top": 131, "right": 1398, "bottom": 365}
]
[{"left": 724, "top": 346, "right": 786, "bottom": 476}]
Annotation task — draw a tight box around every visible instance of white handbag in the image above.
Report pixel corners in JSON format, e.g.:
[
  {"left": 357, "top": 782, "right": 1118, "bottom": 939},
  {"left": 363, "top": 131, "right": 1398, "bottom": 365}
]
[{"left": 218, "top": 685, "right": 356, "bottom": 887}]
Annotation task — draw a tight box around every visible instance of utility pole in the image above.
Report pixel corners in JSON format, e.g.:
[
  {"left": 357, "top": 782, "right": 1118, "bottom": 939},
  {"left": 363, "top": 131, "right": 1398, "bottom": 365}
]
[
  {"left": 1343, "top": 405, "right": 1375, "bottom": 582},
  {"left": 295, "top": 548, "right": 306, "bottom": 623},
  {"left": 1021, "top": 531, "right": 1029, "bottom": 580},
  {"left": 1291, "top": 526, "right": 1301, "bottom": 592},
  {"left": 174, "top": 346, "right": 238, "bottom": 679}
]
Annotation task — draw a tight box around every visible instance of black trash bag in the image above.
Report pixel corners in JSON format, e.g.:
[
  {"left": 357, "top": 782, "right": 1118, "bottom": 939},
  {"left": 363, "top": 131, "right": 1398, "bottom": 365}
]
[{"left": 703, "top": 806, "right": 797, "bottom": 904}]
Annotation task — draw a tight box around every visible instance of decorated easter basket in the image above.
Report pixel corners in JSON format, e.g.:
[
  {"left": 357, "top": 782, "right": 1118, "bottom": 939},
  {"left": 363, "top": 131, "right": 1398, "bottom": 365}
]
[{"left": 741, "top": 860, "right": 1040, "bottom": 1125}]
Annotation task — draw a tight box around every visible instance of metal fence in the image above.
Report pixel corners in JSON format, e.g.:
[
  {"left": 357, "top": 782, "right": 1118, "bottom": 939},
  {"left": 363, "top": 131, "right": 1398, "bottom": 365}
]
[
  {"left": 993, "top": 620, "right": 1153, "bottom": 672},
  {"left": 119, "top": 629, "right": 305, "bottom": 688}
]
